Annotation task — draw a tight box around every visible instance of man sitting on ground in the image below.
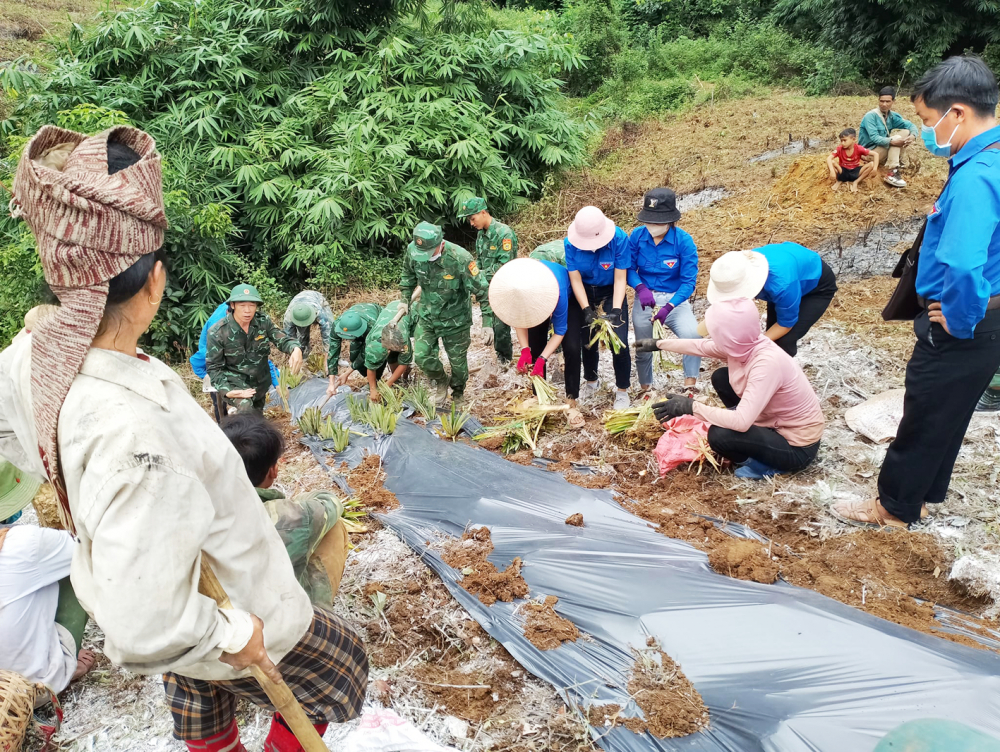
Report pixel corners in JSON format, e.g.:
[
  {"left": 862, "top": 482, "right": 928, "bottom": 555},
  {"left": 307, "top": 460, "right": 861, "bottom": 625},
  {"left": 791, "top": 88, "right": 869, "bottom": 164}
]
[
  {"left": 220, "top": 414, "right": 350, "bottom": 606},
  {"left": 828, "top": 128, "right": 879, "bottom": 193},
  {"left": 859, "top": 86, "right": 920, "bottom": 188}
]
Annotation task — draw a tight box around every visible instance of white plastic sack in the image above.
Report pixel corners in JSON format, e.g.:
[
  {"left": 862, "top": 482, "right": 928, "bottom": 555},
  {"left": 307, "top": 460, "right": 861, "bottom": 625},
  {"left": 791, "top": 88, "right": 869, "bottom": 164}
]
[
  {"left": 844, "top": 389, "right": 906, "bottom": 443},
  {"left": 343, "top": 709, "right": 458, "bottom": 752}
]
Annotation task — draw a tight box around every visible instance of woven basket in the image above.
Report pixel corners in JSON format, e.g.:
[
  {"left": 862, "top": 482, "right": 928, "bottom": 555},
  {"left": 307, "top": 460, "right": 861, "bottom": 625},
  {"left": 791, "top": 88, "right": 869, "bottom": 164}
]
[{"left": 0, "top": 670, "right": 36, "bottom": 752}]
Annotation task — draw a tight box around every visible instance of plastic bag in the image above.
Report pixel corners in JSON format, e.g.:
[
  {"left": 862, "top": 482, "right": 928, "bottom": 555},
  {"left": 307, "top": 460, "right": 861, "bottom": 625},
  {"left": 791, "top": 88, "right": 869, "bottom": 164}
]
[
  {"left": 343, "top": 709, "right": 457, "bottom": 752},
  {"left": 653, "top": 414, "right": 712, "bottom": 474}
]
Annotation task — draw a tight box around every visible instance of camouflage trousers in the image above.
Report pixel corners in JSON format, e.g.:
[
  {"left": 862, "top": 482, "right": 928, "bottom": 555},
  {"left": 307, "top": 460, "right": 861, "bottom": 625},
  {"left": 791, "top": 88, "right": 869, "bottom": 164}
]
[
  {"left": 490, "top": 318, "right": 513, "bottom": 364},
  {"left": 413, "top": 322, "right": 472, "bottom": 396}
]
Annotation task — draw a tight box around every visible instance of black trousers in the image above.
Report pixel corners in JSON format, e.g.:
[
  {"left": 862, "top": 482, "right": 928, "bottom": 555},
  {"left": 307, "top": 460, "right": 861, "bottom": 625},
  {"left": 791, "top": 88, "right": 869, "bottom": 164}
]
[
  {"left": 582, "top": 284, "right": 631, "bottom": 390},
  {"left": 766, "top": 261, "right": 838, "bottom": 356},
  {"left": 706, "top": 368, "right": 820, "bottom": 471},
  {"left": 878, "top": 308, "right": 1000, "bottom": 523},
  {"left": 528, "top": 300, "right": 584, "bottom": 399}
]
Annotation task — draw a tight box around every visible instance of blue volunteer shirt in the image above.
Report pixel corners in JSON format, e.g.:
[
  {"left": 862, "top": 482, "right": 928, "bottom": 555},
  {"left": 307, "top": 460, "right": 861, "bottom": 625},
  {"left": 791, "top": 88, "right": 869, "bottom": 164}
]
[
  {"left": 755, "top": 242, "right": 823, "bottom": 328},
  {"left": 626, "top": 225, "right": 699, "bottom": 306},
  {"left": 915, "top": 124, "right": 1000, "bottom": 340},
  {"left": 564, "top": 226, "right": 630, "bottom": 287},
  {"left": 539, "top": 259, "right": 571, "bottom": 336},
  {"left": 191, "top": 302, "right": 280, "bottom": 386}
]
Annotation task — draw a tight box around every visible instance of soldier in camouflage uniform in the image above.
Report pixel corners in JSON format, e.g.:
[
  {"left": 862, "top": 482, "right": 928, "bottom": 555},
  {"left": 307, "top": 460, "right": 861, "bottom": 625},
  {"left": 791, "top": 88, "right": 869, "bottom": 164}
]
[
  {"left": 363, "top": 299, "right": 413, "bottom": 402},
  {"left": 282, "top": 290, "right": 335, "bottom": 373},
  {"left": 458, "top": 196, "right": 517, "bottom": 364},
  {"left": 529, "top": 239, "right": 566, "bottom": 266},
  {"left": 206, "top": 283, "right": 303, "bottom": 413},
  {"left": 401, "top": 221, "right": 489, "bottom": 406},
  {"left": 328, "top": 303, "right": 382, "bottom": 397}
]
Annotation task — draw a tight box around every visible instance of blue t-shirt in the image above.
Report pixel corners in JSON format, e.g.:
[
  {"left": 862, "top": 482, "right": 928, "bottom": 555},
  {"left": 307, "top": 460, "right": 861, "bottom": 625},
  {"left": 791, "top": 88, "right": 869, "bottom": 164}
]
[
  {"left": 626, "top": 225, "right": 698, "bottom": 306},
  {"left": 191, "top": 302, "right": 279, "bottom": 386},
  {"left": 564, "top": 226, "right": 630, "bottom": 287},
  {"left": 915, "top": 124, "right": 1000, "bottom": 339},
  {"left": 539, "top": 259, "right": 571, "bottom": 336},
  {"left": 755, "top": 242, "right": 823, "bottom": 328}
]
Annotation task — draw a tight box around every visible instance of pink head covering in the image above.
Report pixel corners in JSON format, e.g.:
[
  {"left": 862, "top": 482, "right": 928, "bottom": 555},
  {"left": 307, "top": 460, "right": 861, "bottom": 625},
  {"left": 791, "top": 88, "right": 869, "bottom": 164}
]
[{"left": 704, "top": 297, "right": 776, "bottom": 392}]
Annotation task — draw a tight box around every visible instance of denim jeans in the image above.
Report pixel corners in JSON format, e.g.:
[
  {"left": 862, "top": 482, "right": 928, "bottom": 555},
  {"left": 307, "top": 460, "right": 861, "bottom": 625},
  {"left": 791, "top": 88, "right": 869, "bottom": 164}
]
[{"left": 632, "top": 294, "right": 701, "bottom": 385}]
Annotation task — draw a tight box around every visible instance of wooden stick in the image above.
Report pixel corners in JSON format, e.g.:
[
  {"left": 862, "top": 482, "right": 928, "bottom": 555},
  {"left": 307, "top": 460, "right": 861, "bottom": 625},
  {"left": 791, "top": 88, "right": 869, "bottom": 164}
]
[{"left": 198, "top": 559, "right": 329, "bottom": 752}]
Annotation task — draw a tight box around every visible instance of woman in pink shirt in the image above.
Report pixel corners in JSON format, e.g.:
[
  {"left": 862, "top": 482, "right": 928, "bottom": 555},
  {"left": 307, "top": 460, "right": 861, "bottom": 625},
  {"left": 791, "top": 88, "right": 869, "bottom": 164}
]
[{"left": 636, "top": 297, "right": 825, "bottom": 478}]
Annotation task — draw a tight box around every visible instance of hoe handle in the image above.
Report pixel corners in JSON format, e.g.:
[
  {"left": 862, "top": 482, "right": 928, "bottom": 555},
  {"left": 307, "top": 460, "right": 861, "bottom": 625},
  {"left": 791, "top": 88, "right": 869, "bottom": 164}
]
[{"left": 199, "top": 560, "right": 329, "bottom": 752}]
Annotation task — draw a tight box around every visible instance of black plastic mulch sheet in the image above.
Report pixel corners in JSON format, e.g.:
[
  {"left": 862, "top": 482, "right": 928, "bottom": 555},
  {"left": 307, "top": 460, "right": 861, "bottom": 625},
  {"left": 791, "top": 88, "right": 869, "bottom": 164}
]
[{"left": 288, "top": 380, "right": 1000, "bottom": 752}]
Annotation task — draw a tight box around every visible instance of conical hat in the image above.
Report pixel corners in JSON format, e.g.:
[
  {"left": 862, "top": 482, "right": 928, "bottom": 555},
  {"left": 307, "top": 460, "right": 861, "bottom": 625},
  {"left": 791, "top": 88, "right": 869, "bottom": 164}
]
[{"left": 488, "top": 258, "right": 560, "bottom": 329}]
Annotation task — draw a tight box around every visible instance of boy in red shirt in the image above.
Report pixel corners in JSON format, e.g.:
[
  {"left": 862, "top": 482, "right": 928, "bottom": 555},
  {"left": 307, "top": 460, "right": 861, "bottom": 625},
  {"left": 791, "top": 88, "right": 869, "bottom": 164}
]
[{"left": 827, "top": 127, "right": 880, "bottom": 193}]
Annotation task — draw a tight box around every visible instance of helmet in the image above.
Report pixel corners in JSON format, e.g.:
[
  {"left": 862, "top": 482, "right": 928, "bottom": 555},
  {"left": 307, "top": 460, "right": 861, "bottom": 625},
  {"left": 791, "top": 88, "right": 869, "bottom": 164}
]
[
  {"left": 336, "top": 310, "right": 368, "bottom": 340},
  {"left": 457, "top": 196, "right": 487, "bottom": 220},
  {"left": 410, "top": 222, "right": 444, "bottom": 262},
  {"left": 227, "top": 283, "right": 263, "bottom": 304},
  {"left": 290, "top": 302, "right": 317, "bottom": 327}
]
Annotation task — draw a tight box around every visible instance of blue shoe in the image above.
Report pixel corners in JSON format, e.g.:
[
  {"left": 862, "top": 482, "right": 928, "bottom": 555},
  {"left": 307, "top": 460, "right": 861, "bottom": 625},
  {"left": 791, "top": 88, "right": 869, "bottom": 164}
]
[{"left": 734, "top": 458, "right": 784, "bottom": 479}]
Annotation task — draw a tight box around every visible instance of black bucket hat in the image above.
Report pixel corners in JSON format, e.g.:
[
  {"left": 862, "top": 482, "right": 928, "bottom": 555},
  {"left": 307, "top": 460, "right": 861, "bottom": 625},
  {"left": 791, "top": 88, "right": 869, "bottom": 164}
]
[{"left": 636, "top": 187, "right": 681, "bottom": 224}]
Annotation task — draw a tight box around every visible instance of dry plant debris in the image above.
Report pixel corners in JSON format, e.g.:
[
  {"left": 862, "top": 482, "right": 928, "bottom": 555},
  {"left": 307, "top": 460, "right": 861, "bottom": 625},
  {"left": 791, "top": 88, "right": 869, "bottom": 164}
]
[
  {"left": 442, "top": 527, "right": 530, "bottom": 606},
  {"left": 521, "top": 596, "right": 580, "bottom": 650}
]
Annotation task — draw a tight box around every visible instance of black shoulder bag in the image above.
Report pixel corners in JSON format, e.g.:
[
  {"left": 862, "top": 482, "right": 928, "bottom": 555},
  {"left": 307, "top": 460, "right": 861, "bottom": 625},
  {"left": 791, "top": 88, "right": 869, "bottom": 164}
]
[{"left": 882, "top": 142, "right": 1000, "bottom": 321}]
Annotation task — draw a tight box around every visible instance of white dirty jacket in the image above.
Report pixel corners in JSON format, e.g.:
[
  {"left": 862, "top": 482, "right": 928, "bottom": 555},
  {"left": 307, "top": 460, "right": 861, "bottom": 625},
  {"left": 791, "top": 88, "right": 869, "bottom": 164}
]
[{"left": 0, "top": 337, "right": 312, "bottom": 681}]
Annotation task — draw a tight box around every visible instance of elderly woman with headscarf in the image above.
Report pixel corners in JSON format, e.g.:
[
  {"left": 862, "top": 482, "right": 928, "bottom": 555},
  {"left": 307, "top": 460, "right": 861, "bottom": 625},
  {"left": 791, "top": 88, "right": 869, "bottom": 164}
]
[
  {"left": 636, "top": 297, "right": 825, "bottom": 479},
  {"left": 0, "top": 126, "right": 366, "bottom": 752}
]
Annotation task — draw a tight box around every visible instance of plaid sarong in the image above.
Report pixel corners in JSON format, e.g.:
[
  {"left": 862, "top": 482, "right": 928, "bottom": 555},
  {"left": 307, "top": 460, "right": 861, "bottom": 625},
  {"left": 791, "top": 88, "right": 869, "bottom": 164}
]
[{"left": 163, "top": 607, "right": 368, "bottom": 741}]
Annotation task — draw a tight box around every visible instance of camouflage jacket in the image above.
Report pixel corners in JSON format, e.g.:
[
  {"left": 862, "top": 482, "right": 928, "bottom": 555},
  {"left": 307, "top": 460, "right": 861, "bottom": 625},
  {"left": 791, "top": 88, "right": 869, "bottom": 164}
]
[
  {"left": 364, "top": 300, "right": 413, "bottom": 371},
  {"left": 331, "top": 303, "right": 381, "bottom": 375},
  {"left": 400, "top": 240, "right": 489, "bottom": 331},
  {"left": 529, "top": 239, "right": 566, "bottom": 266},
  {"left": 282, "top": 290, "right": 335, "bottom": 360},
  {"left": 475, "top": 220, "right": 518, "bottom": 327},
  {"left": 206, "top": 311, "right": 300, "bottom": 393}
]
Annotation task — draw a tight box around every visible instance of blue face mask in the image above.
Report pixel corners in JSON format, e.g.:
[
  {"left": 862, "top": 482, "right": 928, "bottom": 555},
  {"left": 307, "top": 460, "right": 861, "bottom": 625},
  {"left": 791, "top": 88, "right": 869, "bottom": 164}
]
[{"left": 921, "top": 109, "right": 958, "bottom": 158}]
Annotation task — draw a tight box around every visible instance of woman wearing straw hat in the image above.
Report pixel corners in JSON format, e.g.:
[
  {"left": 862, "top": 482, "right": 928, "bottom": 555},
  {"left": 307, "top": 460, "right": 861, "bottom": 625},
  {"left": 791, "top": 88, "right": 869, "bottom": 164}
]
[
  {"left": 565, "top": 205, "right": 633, "bottom": 410},
  {"left": 488, "top": 257, "right": 586, "bottom": 428},
  {"left": 628, "top": 188, "right": 702, "bottom": 395},
  {"left": 708, "top": 243, "right": 837, "bottom": 357},
  {"left": 0, "top": 126, "right": 366, "bottom": 752}
]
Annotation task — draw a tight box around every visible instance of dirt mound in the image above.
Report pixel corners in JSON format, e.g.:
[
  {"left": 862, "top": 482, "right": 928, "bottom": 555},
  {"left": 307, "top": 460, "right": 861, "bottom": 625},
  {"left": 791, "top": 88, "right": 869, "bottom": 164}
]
[
  {"left": 411, "top": 663, "right": 523, "bottom": 723},
  {"left": 565, "top": 513, "right": 585, "bottom": 527},
  {"left": 708, "top": 539, "right": 779, "bottom": 584},
  {"left": 345, "top": 454, "right": 399, "bottom": 512},
  {"left": 443, "top": 527, "right": 530, "bottom": 606},
  {"left": 565, "top": 471, "right": 611, "bottom": 489},
  {"left": 629, "top": 645, "right": 709, "bottom": 738},
  {"left": 521, "top": 596, "right": 580, "bottom": 650}
]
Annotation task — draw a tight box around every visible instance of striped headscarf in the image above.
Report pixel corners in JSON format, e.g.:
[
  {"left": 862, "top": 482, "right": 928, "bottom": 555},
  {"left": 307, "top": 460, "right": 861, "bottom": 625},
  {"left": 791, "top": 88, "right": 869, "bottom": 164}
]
[{"left": 11, "top": 125, "right": 167, "bottom": 532}]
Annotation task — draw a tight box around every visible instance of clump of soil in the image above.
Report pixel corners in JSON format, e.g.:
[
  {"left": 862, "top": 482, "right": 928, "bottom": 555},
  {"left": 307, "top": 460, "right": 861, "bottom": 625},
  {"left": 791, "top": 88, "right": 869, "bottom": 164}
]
[
  {"left": 628, "top": 645, "right": 709, "bottom": 738},
  {"left": 442, "top": 527, "right": 530, "bottom": 606},
  {"left": 31, "top": 483, "right": 63, "bottom": 529},
  {"left": 521, "top": 596, "right": 580, "bottom": 650},
  {"left": 476, "top": 434, "right": 504, "bottom": 451},
  {"left": 708, "top": 539, "right": 779, "bottom": 584},
  {"left": 565, "top": 513, "right": 585, "bottom": 527},
  {"left": 345, "top": 454, "right": 399, "bottom": 512},
  {"left": 565, "top": 471, "right": 611, "bottom": 489},
  {"left": 411, "top": 663, "right": 523, "bottom": 723}
]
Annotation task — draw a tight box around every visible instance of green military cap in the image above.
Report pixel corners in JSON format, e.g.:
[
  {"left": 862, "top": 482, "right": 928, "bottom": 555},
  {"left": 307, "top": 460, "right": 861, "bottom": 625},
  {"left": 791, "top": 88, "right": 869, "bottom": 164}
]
[
  {"left": 457, "top": 196, "right": 487, "bottom": 219},
  {"left": 227, "top": 283, "right": 263, "bottom": 304},
  {"left": 0, "top": 461, "right": 41, "bottom": 522},
  {"left": 410, "top": 222, "right": 444, "bottom": 262},
  {"left": 290, "top": 302, "right": 317, "bottom": 327},
  {"left": 336, "top": 310, "right": 368, "bottom": 339}
]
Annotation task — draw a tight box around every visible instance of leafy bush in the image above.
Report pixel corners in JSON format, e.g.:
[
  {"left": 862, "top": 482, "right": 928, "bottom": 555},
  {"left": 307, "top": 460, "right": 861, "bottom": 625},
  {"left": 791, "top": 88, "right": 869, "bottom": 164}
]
[
  {"left": 558, "top": 0, "right": 628, "bottom": 93},
  {"left": 0, "top": 0, "right": 587, "bottom": 355}
]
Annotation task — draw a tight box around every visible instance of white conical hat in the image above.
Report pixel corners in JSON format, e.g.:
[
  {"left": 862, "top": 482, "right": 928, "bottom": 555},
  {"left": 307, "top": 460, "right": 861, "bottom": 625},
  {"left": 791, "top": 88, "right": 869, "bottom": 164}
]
[
  {"left": 488, "top": 258, "right": 560, "bottom": 329},
  {"left": 707, "top": 250, "right": 769, "bottom": 303}
]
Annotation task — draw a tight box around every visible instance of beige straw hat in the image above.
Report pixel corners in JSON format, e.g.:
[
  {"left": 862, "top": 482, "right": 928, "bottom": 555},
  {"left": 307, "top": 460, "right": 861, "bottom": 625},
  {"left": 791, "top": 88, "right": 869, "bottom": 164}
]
[
  {"left": 707, "top": 250, "right": 769, "bottom": 303},
  {"left": 488, "top": 258, "right": 560, "bottom": 329}
]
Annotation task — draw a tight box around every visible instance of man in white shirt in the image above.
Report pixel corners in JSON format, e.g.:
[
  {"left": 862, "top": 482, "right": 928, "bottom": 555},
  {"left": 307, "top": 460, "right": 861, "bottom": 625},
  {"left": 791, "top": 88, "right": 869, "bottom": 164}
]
[{"left": 0, "top": 462, "right": 94, "bottom": 694}]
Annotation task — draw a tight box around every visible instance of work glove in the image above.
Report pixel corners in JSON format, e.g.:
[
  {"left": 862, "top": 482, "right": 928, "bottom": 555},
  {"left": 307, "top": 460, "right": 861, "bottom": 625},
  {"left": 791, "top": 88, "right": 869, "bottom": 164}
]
[
  {"left": 582, "top": 306, "right": 596, "bottom": 327},
  {"left": 516, "top": 347, "right": 533, "bottom": 374},
  {"left": 653, "top": 303, "right": 674, "bottom": 325},
  {"left": 652, "top": 394, "right": 694, "bottom": 424},
  {"left": 635, "top": 284, "right": 656, "bottom": 310},
  {"left": 530, "top": 357, "right": 546, "bottom": 378},
  {"left": 606, "top": 307, "right": 625, "bottom": 328},
  {"left": 634, "top": 338, "right": 660, "bottom": 353},
  {"left": 482, "top": 327, "right": 495, "bottom": 346}
]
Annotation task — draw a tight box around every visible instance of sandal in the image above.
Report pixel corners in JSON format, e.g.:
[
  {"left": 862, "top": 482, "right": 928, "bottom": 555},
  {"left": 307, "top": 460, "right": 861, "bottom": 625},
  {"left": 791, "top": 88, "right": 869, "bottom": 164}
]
[
  {"left": 72, "top": 649, "right": 96, "bottom": 681},
  {"left": 829, "top": 498, "right": 909, "bottom": 531},
  {"left": 566, "top": 408, "right": 585, "bottom": 429}
]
